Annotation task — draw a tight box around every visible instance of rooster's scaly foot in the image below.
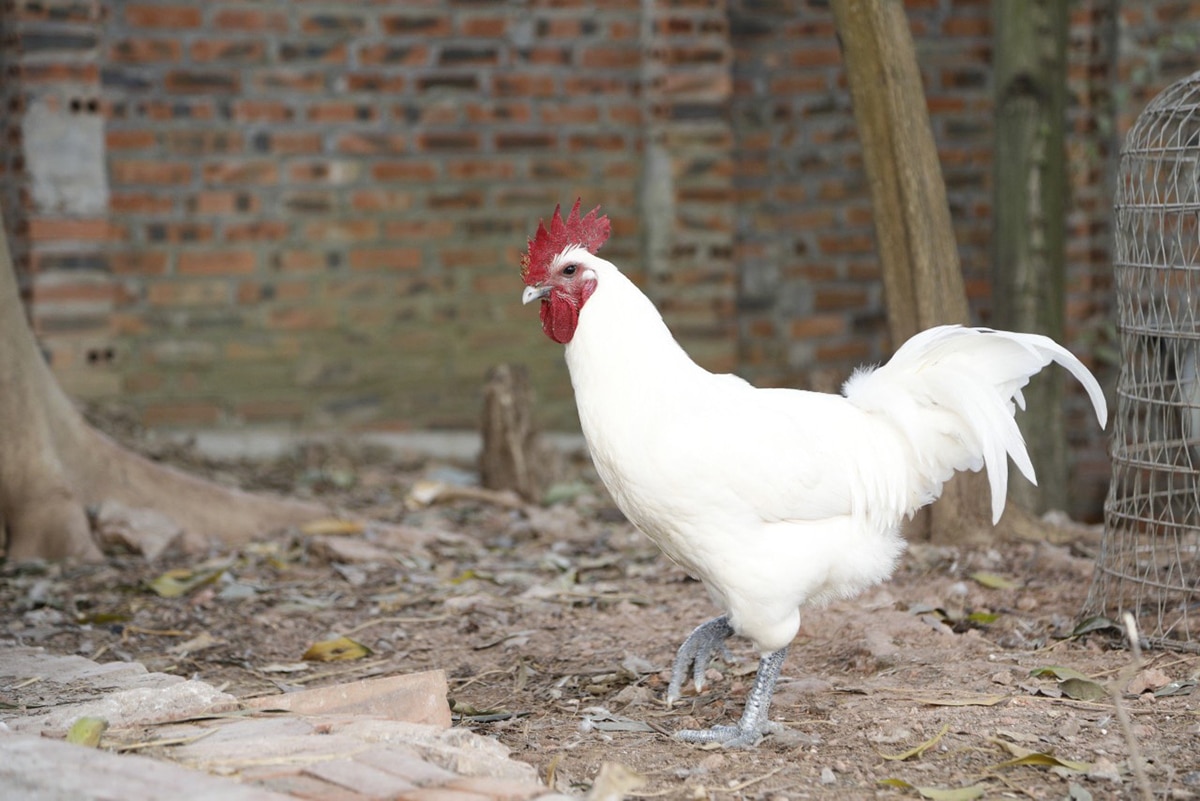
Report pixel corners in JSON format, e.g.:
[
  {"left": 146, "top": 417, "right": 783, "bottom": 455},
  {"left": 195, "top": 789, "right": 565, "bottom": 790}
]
[
  {"left": 667, "top": 616, "right": 735, "bottom": 702},
  {"left": 672, "top": 646, "right": 789, "bottom": 748}
]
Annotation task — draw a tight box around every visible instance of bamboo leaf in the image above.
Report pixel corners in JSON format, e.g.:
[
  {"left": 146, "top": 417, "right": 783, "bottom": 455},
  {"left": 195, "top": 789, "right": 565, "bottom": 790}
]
[
  {"left": 877, "top": 779, "right": 987, "bottom": 799},
  {"left": 986, "top": 752, "right": 1091, "bottom": 773},
  {"left": 879, "top": 723, "right": 949, "bottom": 761}
]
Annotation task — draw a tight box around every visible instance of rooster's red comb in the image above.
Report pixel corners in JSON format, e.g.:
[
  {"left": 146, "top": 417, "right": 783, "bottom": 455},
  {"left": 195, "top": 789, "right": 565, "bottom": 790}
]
[{"left": 521, "top": 199, "right": 610, "bottom": 285}]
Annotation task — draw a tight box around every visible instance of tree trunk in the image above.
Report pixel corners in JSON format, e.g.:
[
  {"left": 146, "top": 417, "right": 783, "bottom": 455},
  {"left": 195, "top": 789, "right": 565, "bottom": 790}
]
[
  {"left": 993, "top": 0, "right": 1069, "bottom": 515},
  {"left": 0, "top": 218, "right": 325, "bottom": 561},
  {"left": 831, "top": 0, "right": 993, "bottom": 543},
  {"left": 479, "top": 364, "right": 548, "bottom": 502}
]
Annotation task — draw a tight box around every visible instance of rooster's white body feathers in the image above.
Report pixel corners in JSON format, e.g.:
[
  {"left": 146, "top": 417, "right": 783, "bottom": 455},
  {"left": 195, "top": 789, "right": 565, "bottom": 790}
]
[{"left": 563, "top": 258, "right": 1107, "bottom": 655}]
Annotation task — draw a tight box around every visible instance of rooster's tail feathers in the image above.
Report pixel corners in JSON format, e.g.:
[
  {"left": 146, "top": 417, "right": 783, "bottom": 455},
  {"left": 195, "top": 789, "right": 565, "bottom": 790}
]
[{"left": 841, "top": 325, "right": 1107, "bottom": 524}]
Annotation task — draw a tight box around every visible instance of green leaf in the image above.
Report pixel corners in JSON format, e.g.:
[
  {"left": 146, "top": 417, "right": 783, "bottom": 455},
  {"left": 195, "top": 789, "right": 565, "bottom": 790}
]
[
  {"left": 1029, "top": 665, "right": 1090, "bottom": 682},
  {"left": 877, "top": 779, "right": 987, "bottom": 800},
  {"left": 965, "top": 611, "right": 999, "bottom": 624},
  {"left": 1070, "top": 616, "right": 1118, "bottom": 637},
  {"left": 879, "top": 723, "right": 949, "bottom": 761},
  {"left": 1154, "top": 679, "right": 1197, "bottom": 698},
  {"left": 970, "top": 572, "right": 1019, "bottom": 590},
  {"left": 66, "top": 716, "right": 108, "bottom": 748},
  {"left": 1057, "top": 677, "right": 1108, "bottom": 702}
]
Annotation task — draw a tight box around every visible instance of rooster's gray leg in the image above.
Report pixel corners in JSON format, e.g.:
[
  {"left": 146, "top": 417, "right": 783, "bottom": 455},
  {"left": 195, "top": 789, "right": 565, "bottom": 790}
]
[
  {"left": 674, "top": 646, "right": 789, "bottom": 748},
  {"left": 666, "top": 616, "right": 734, "bottom": 702}
]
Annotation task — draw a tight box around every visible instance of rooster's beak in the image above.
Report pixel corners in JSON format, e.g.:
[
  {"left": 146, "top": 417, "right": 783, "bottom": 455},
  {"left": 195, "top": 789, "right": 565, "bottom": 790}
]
[{"left": 522, "top": 285, "right": 550, "bottom": 305}]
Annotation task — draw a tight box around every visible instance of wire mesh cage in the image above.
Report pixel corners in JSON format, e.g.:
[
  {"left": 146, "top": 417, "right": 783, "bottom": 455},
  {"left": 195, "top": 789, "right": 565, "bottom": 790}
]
[{"left": 1086, "top": 71, "right": 1200, "bottom": 652}]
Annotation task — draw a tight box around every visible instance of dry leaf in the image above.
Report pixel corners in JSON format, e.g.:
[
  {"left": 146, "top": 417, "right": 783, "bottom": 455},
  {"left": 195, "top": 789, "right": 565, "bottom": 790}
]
[
  {"left": 586, "top": 762, "right": 645, "bottom": 801},
  {"left": 986, "top": 752, "right": 1091, "bottom": 774},
  {"left": 970, "top": 572, "right": 1019, "bottom": 590},
  {"left": 300, "top": 518, "right": 365, "bottom": 537},
  {"left": 879, "top": 723, "right": 949, "bottom": 761},
  {"left": 1126, "top": 667, "right": 1171, "bottom": 695},
  {"left": 168, "top": 631, "right": 224, "bottom": 656},
  {"left": 302, "top": 636, "right": 372, "bottom": 662},
  {"left": 146, "top": 566, "right": 225, "bottom": 598}
]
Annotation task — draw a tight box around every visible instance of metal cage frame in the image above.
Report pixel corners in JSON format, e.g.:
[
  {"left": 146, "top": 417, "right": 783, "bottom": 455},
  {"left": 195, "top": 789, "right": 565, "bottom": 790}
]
[{"left": 1087, "top": 70, "right": 1200, "bottom": 651}]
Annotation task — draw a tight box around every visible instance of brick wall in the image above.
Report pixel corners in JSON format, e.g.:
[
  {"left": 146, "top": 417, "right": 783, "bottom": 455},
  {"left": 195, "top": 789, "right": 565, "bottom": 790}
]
[{"left": 4, "top": 0, "right": 1200, "bottom": 520}]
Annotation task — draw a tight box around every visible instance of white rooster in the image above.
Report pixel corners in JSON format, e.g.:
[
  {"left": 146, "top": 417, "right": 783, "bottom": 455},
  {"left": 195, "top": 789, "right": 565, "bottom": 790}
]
[{"left": 520, "top": 200, "right": 1107, "bottom": 747}]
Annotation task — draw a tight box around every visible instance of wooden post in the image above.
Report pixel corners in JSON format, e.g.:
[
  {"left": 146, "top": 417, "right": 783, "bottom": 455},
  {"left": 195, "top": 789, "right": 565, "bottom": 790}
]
[
  {"left": 993, "top": 0, "right": 1070, "bottom": 514},
  {"left": 479, "top": 364, "right": 548, "bottom": 503},
  {"left": 831, "top": 0, "right": 992, "bottom": 542}
]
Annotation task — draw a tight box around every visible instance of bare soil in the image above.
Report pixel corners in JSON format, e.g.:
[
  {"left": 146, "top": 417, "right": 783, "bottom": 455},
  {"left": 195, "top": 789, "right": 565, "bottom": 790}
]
[{"left": 3, "top": 431, "right": 1199, "bottom": 800}]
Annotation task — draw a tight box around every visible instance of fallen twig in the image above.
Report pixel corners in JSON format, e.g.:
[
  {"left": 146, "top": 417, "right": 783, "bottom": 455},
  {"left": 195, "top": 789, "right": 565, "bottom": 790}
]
[
  {"left": 1111, "top": 613, "right": 1154, "bottom": 801},
  {"left": 115, "top": 728, "right": 217, "bottom": 752}
]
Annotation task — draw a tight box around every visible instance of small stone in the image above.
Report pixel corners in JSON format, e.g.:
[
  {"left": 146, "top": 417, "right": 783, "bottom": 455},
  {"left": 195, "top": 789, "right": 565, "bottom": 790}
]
[{"left": 820, "top": 767, "right": 837, "bottom": 785}]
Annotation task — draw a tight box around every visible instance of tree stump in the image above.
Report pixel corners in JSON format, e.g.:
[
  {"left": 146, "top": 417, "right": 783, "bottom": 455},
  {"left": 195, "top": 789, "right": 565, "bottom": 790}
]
[{"left": 479, "top": 364, "right": 548, "bottom": 503}]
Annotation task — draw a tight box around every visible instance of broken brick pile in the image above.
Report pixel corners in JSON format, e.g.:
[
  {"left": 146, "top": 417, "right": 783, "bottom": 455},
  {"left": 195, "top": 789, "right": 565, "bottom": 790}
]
[{"left": 0, "top": 644, "right": 570, "bottom": 801}]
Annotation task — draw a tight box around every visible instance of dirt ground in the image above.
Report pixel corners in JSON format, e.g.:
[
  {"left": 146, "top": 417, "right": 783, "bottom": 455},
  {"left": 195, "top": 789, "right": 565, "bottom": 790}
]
[{"left": 3, "top": 428, "right": 1199, "bottom": 800}]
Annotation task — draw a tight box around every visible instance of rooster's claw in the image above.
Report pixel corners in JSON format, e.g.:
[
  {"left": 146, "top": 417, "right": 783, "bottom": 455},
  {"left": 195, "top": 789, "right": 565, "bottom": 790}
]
[{"left": 666, "top": 616, "right": 735, "bottom": 702}]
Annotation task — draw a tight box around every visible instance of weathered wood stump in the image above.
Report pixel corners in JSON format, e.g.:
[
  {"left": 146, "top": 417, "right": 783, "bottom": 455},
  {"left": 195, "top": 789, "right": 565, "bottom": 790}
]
[{"left": 479, "top": 364, "right": 548, "bottom": 502}]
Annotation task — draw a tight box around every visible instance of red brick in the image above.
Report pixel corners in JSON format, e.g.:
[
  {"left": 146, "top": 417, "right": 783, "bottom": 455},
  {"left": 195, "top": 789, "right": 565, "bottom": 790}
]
[
  {"left": 146, "top": 281, "right": 229, "bottom": 307},
  {"left": 110, "top": 38, "right": 181, "bottom": 63},
  {"left": 336, "top": 132, "right": 407, "bottom": 155},
  {"left": 350, "top": 190, "right": 414, "bottom": 213},
  {"left": 27, "top": 218, "right": 113, "bottom": 242},
  {"left": 494, "top": 74, "right": 556, "bottom": 97},
  {"left": 143, "top": 401, "right": 222, "bottom": 426},
  {"left": 443, "top": 777, "right": 542, "bottom": 801},
  {"left": 236, "top": 399, "right": 306, "bottom": 423},
  {"left": 257, "top": 131, "right": 323, "bottom": 154},
  {"left": 202, "top": 160, "right": 279, "bottom": 185},
  {"left": 381, "top": 15, "right": 452, "bottom": 36},
  {"left": 232, "top": 100, "right": 294, "bottom": 122},
  {"left": 275, "top": 251, "right": 327, "bottom": 273},
  {"left": 307, "top": 101, "right": 375, "bottom": 124},
  {"left": 188, "top": 191, "right": 256, "bottom": 216},
  {"left": 345, "top": 73, "right": 407, "bottom": 93},
  {"left": 110, "top": 252, "right": 169, "bottom": 276},
  {"left": 125, "top": 5, "right": 202, "bottom": 28},
  {"left": 461, "top": 17, "right": 507, "bottom": 37},
  {"left": 224, "top": 221, "right": 288, "bottom": 242},
  {"left": 189, "top": 40, "right": 267, "bottom": 63},
  {"left": 303, "top": 220, "right": 380, "bottom": 242},
  {"left": 348, "top": 248, "right": 422, "bottom": 272},
  {"left": 107, "top": 130, "right": 156, "bottom": 150},
  {"left": 212, "top": 9, "right": 289, "bottom": 31},
  {"left": 371, "top": 161, "right": 438, "bottom": 182},
  {"left": 792, "top": 311, "right": 849, "bottom": 338},
  {"left": 267, "top": 307, "right": 337, "bottom": 331},
  {"left": 110, "top": 160, "right": 193, "bottom": 185},
  {"left": 177, "top": 250, "right": 258, "bottom": 276}
]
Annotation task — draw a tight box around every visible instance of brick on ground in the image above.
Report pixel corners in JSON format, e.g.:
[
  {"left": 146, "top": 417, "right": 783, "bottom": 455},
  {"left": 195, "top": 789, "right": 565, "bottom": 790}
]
[{"left": 0, "top": 643, "right": 555, "bottom": 800}]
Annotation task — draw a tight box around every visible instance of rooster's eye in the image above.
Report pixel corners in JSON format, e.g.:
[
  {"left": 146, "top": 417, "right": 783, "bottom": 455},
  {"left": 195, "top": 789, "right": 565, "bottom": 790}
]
[{"left": 562, "top": 264, "right": 577, "bottom": 276}]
